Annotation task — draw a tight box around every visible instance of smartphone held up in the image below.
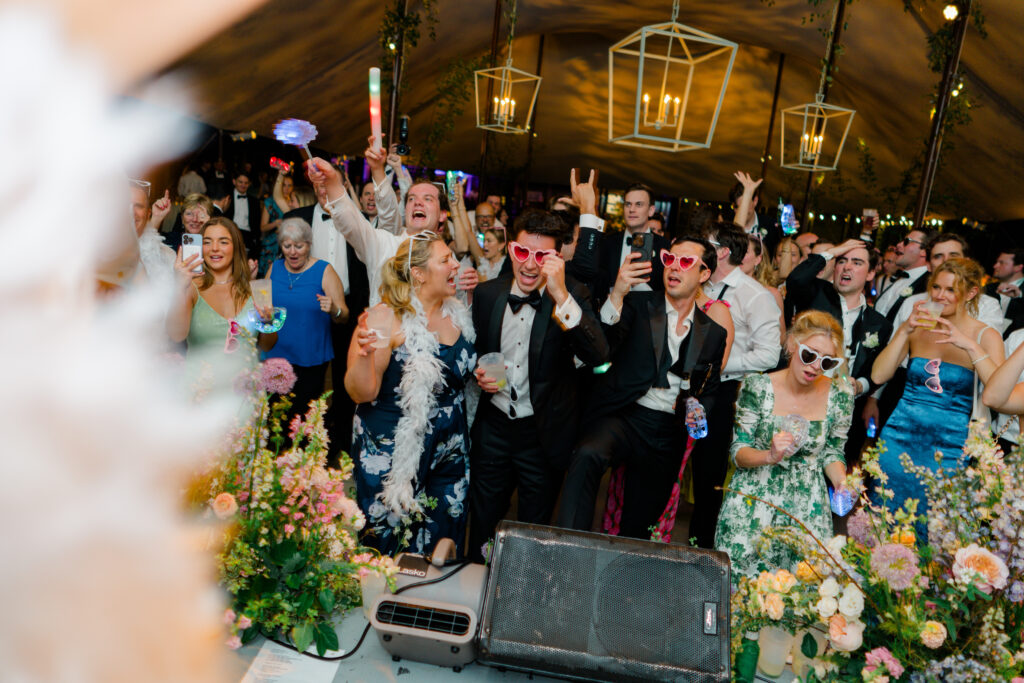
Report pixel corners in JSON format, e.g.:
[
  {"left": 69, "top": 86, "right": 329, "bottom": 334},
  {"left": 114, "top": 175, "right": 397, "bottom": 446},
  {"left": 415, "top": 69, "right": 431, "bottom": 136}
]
[{"left": 181, "top": 233, "right": 203, "bottom": 274}]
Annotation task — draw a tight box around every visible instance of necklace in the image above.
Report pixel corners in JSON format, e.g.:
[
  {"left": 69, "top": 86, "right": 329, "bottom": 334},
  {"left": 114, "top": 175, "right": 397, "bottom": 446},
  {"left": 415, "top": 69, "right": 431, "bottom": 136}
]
[
  {"left": 286, "top": 263, "right": 309, "bottom": 289},
  {"left": 212, "top": 278, "right": 231, "bottom": 285}
]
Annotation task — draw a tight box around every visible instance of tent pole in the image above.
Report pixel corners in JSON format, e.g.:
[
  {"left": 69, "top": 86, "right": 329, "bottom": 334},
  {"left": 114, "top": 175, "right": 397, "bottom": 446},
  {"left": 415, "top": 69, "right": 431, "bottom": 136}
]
[
  {"left": 760, "top": 53, "right": 784, "bottom": 185},
  {"left": 386, "top": 0, "right": 408, "bottom": 150},
  {"left": 912, "top": 0, "right": 971, "bottom": 229}
]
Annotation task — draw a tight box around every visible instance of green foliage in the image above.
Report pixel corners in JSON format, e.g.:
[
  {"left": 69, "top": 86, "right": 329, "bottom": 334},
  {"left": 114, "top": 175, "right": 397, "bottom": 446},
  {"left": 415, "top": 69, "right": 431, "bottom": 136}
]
[
  {"left": 420, "top": 56, "right": 486, "bottom": 167},
  {"left": 377, "top": 0, "right": 440, "bottom": 96}
]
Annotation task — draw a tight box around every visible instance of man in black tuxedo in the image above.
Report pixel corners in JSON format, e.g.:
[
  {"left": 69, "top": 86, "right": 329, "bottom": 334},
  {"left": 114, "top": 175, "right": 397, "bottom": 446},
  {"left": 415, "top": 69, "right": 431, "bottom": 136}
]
[
  {"left": 591, "top": 182, "right": 670, "bottom": 304},
  {"left": 469, "top": 209, "right": 608, "bottom": 561},
  {"left": 988, "top": 249, "right": 1024, "bottom": 338},
  {"left": 556, "top": 236, "right": 727, "bottom": 538},
  {"left": 282, "top": 182, "right": 370, "bottom": 459},
  {"left": 874, "top": 229, "right": 935, "bottom": 323},
  {"left": 786, "top": 239, "right": 893, "bottom": 464},
  {"left": 225, "top": 171, "right": 262, "bottom": 259}
]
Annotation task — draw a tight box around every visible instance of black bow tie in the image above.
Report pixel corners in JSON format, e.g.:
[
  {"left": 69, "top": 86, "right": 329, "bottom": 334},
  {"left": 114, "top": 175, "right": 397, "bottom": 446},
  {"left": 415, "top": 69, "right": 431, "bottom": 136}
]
[
  {"left": 508, "top": 290, "right": 541, "bottom": 313},
  {"left": 892, "top": 270, "right": 909, "bottom": 280},
  {"left": 319, "top": 212, "right": 330, "bottom": 221}
]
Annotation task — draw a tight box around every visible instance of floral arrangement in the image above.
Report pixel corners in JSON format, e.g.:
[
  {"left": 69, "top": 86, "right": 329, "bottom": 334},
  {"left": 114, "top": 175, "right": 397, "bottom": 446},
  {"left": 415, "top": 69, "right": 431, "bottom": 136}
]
[
  {"left": 188, "top": 359, "right": 394, "bottom": 655},
  {"left": 730, "top": 421, "right": 1024, "bottom": 682}
]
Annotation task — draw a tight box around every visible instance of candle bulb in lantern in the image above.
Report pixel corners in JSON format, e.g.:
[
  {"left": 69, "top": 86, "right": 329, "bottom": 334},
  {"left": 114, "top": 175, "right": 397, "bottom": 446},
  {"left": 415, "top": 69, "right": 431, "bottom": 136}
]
[
  {"left": 510, "top": 99, "right": 516, "bottom": 120},
  {"left": 801, "top": 133, "right": 810, "bottom": 158},
  {"left": 643, "top": 93, "right": 650, "bottom": 124},
  {"left": 369, "top": 67, "right": 382, "bottom": 152},
  {"left": 673, "top": 97, "right": 681, "bottom": 123}
]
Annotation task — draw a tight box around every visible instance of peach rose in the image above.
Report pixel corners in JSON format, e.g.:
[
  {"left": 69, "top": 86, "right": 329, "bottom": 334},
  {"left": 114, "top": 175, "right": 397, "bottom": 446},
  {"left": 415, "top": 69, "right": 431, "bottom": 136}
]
[
  {"left": 828, "top": 614, "right": 865, "bottom": 652},
  {"left": 773, "top": 569, "right": 797, "bottom": 594},
  {"left": 764, "top": 592, "right": 785, "bottom": 620},
  {"left": 796, "top": 561, "right": 817, "bottom": 582},
  {"left": 953, "top": 544, "right": 1009, "bottom": 594},
  {"left": 756, "top": 571, "right": 775, "bottom": 593},
  {"left": 920, "top": 621, "right": 946, "bottom": 649},
  {"left": 212, "top": 492, "right": 238, "bottom": 519}
]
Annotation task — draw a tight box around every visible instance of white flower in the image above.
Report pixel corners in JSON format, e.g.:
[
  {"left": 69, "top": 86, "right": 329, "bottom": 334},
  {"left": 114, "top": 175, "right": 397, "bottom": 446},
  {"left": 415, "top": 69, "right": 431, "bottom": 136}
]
[
  {"left": 838, "top": 584, "right": 864, "bottom": 618},
  {"left": 900, "top": 286, "right": 914, "bottom": 298},
  {"left": 816, "top": 596, "right": 838, "bottom": 619},
  {"left": 862, "top": 332, "right": 879, "bottom": 349},
  {"left": 826, "top": 535, "right": 847, "bottom": 558},
  {"left": 819, "top": 576, "right": 841, "bottom": 598},
  {"left": 360, "top": 451, "right": 391, "bottom": 476}
]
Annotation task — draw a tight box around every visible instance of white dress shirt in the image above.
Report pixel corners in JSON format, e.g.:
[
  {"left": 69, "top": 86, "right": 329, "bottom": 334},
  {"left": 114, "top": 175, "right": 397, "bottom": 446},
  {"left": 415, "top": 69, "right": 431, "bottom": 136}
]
[
  {"left": 875, "top": 265, "right": 928, "bottom": 317},
  {"left": 996, "top": 277, "right": 1024, "bottom": 315},
  {"left": 477, "top": 256, "right": 506, "bottom": 282},
  {"left": 309, "top": 206, "right": 350, "bottom": 294},
  {"left": 703, "top": 267, "right": 782, "bottom": 381},
  {"left": 372, "top": 177, "right": 402, "bottom": 235},
  {"left": 326, "top": 192, "right": 419, "bottom": 306},
  {"left": 232, "top": 192, "right": 250, "bottom": 232},
  {"left": 995, "top": 329, "right": 1024, "bottom": 445},
  {"left": 490, "top": 283, "right": 582, "bottom": 420},
  {"left": 618, "top": 229, "right": 653, "bottom": 292},
  {"left": 600, "top": 295, "right": 695, "bottom": 414}
]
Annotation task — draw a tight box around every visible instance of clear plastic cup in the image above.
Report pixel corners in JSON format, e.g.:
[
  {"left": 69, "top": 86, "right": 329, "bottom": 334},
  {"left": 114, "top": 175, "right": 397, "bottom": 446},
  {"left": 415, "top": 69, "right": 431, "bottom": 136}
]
[
  {"left": 757, "top": 626, "right": 796, "bottom": 678},
  {"left": 250, "top": 278, "right": 273, "bottom": 310},
  {"left": 920, "top": 299, "right": 944, "bottom": 329},
  {"left": 366, "top": 306, "right": 395, "bottom": 349},
  {"left": 478, "top": 352, "right": 507, "bottom": 389}
]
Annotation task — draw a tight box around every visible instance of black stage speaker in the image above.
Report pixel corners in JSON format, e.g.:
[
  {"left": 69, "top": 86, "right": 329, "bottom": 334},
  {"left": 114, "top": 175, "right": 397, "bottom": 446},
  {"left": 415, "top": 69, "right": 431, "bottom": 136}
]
[{"left": 477, "top": 522, "right": 731, "bottom": 683}]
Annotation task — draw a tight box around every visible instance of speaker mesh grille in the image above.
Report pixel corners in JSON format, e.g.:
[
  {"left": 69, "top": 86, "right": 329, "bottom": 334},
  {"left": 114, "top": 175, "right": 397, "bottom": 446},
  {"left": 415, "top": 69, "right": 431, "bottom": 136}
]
[
  {"left": 480, "top": 523, "right": 730, "bottom": 683},
  {"left": 375, "top": 600, "right": 471, "bottom": 636}
]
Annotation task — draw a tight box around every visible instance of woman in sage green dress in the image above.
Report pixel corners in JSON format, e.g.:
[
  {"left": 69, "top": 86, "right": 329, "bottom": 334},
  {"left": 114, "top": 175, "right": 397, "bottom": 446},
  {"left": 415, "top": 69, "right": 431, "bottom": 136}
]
[
  {"left": 715, "top": 310, "right": 854, "bottom": 581},
  {"left": 166, "top": 217, "right": 277, "bottom": 390}
]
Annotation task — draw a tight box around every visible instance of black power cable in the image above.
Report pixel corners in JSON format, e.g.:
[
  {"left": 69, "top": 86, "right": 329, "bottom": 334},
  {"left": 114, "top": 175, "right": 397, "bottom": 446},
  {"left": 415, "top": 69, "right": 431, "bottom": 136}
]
[{"left": 263, "top": 559, "right": 474, "bottom": 662}]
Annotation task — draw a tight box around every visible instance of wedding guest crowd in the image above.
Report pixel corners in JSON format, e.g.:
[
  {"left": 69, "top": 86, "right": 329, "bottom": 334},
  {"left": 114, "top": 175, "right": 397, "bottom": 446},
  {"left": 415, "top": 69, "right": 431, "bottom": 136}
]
[{"left": 129, "top": 137, "right": 1024, "bottom": 579}]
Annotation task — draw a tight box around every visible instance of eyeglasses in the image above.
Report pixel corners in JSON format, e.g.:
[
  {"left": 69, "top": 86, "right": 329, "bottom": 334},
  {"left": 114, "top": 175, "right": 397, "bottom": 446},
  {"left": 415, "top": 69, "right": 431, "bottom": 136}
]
[
  {"left": 796, "top": 343, "right": 842, "bottom": 377},
  {"left": 405, "top": 231, "right": 435, "bottom": 272},
  {"left": 708, "top": 239, "right": 722, "bottom": 248},
  {"left": 225, "top": 320, "right": 241, "bottom": 353},
  {"left": 659, "top": 249, "right": 702, "bottom": 271},
  {"left": 924, "top": 358, "right": 943, "bottom": 394},
  {"left": 901, "top": 237, "right": 923, "bottom": 247},
  {"left": 509, "top": 241, "right": 557, "bottom": 264}
]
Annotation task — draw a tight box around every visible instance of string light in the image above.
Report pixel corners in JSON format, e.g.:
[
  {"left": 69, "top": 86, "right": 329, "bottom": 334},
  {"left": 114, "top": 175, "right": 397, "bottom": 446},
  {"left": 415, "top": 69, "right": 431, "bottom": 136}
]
[{"left": 943, "top": 4, "right": 959, "bottom": 21}]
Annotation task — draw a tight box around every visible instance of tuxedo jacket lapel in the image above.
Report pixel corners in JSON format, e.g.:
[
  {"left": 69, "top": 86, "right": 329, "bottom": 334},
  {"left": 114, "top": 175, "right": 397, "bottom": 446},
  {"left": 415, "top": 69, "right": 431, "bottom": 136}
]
[
  {"left": 528, "top": 294, "right": 553, "bottom": 389},
  {"left": 649, "top": 296, "right": 667, "bottom": 373},
  {"left": 487, "top": 283, "right": 511, "bottom": 354}
]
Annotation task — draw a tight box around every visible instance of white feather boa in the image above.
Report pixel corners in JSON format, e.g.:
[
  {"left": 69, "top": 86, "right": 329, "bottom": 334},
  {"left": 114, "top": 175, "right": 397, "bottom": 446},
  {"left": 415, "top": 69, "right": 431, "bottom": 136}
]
[{"left": 378, "top": 295, "right": 476, "bottom": 516}]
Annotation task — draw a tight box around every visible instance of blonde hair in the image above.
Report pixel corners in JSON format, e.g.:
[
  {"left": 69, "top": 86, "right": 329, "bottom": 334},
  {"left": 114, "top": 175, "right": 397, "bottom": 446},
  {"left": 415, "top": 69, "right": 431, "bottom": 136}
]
[
  {"left": 928, "top": 257, "right": 983, "bottom": 316},
  {"left": 748, "top": 235, "right": 781, "bottom": 287},
  {"left": 292, "top": 187, "right": 316, "bottom": 208},
  {"left": 786, "top": 310, "right": 845, "bottom": 373},
  {"left": 182, "top": 193, "right": 214, "bottom": 217},
  {"left": 380, "top": 233, "right": 443, "bottom": 317}
]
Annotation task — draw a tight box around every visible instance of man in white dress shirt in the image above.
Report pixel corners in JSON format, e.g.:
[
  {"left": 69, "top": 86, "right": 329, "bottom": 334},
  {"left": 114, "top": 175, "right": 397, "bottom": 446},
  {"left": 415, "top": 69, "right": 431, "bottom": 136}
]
[{"left": 692, "top": 221, "right": 782, "bottom": 547}]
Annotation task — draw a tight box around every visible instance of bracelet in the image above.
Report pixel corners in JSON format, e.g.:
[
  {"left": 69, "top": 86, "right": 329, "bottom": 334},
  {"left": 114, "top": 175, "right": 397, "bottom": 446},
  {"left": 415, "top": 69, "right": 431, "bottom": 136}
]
[
  {"left": 971, "top": 353, "right": 989, "bottom": 366},
  {"left": 333, "top": 307, "right": 342, "bottom": 318}
]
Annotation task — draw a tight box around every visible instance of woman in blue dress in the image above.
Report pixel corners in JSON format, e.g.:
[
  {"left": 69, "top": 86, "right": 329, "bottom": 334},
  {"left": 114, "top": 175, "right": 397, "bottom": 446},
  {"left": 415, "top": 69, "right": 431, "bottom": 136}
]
[
  {"left": 264, "top": 217, "right": 348, "bottom": 417},
  {"left": 345, "top": 232, "right": 476, "bottom": 557},
  {"left": 871, "top": 258, "right": 1003, "bottom": 518}
]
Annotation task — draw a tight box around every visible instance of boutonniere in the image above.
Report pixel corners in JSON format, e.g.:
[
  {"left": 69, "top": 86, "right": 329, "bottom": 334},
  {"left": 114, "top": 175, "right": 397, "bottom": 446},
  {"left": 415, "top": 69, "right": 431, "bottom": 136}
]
[
  {"left": 900, "top": 286, "right": 914, "bottom": 298},
  {"left": 862, "top": 332, "right": 879, "bottom": 349}
]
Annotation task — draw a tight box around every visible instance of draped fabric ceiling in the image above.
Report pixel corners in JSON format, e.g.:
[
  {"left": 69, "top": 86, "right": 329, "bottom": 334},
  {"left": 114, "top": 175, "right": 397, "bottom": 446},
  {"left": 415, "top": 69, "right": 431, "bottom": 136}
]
[{"left": 164, "top": 0, "right": 1024, "bottom": 221}]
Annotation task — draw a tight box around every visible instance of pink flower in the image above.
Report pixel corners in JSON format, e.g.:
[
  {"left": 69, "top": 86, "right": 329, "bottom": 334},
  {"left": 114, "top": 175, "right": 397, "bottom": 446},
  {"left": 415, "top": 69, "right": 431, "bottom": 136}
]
[
  {"left": 828, "top": 614, "right": 865, "bottom": 652},
  {"left": 284, "top": 523, "right": 295, "bottom": 535},
  {"left": 225, "top": 635, "right": 242, "bottom": 650},
  {"left": 869, "top": 543, "right": 919, "bottom": 591},
  {"left": 212, "top": 493, "right": 238, "bottom": 519},
  {"left": 259, "top": 358, "right": 297, "bottom": 394},
  {"left": 223, "top": 608, "right": 237, "bottom": 625},
  {"left": 865, "top": 647, "right": 904, "bottom": 677},
  {"left": 952, "top": 544, "right": 1009, "bottom": 594},
  {"left": 237, "top": 616, "right": 252, "bottom": 630}
]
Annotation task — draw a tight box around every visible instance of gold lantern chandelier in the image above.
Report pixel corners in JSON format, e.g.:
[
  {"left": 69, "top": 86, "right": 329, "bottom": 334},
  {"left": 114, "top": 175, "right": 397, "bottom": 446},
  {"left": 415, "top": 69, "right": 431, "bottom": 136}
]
[
  {"left": 780, "top": 0, "right": 856, "bottom": 172},
  {"left": 607, "top": 0, "right": 738, "bottom": 152},
  {"left": 474, "top": 0, "right": 541, "bottom": 135}
]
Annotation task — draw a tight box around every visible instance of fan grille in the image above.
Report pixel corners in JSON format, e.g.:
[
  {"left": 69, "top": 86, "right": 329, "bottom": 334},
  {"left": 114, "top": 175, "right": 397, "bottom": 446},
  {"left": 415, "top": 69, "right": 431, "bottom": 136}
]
[{"left": 375, "top": 600, "right": 472, "bottom": 636}]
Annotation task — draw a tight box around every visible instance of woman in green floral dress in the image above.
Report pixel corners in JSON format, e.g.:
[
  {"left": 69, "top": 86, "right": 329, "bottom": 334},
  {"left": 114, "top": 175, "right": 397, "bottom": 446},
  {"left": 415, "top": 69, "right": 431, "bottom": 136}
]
[{"left": 715, "top": 310, "right": 854, "bottom": 581}]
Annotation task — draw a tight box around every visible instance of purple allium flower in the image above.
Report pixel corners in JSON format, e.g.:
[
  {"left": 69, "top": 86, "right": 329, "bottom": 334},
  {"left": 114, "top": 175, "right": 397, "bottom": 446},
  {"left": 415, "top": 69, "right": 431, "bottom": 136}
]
[
  {"left": 1008, "top": 581, "right": 1024, "bottom": 603},
  {"left": 869, "top": 543, "right": 920, "bottom": 591},
  {"left": 847, "top": 509, "right": 878, "bottom": 548},
  {"left": 259, "top": 358, "right": 297, "bottom": 395}
]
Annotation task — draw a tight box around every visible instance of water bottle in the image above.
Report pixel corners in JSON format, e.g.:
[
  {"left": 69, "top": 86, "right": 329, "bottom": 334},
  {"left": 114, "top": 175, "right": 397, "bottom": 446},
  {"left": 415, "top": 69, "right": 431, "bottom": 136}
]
[
  {"left": 685, "top": 397, "right": 708, "bottom": 439},
  {"left": 866, "top": 416, "right": 877, "bottom": 439}
]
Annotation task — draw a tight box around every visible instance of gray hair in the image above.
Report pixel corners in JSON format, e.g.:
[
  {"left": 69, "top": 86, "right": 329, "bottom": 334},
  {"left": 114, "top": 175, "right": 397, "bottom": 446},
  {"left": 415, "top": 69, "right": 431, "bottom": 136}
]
[{"left": 278, "top": 217, "right": 313, "bottom": 246}]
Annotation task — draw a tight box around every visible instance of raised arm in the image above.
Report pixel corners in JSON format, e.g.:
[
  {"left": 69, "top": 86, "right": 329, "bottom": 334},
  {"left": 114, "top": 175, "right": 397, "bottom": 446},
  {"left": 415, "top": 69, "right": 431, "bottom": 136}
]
[
  {"left": 871, "top": 310, "right": 917, "bottom": 385},
  {"left": 450, "top": 179, "right": 483, "bottom": 263},
  {"left": 984, "top": 336, "right": 1024, "bottom": 412},
  {"left": 344, "top": 308, "right": 392, "bottom": 403},
  {"left": 166, "top": 247, "right": 201, "bottom": 342},
  {"left": 568, "top": 168, "right": 602, "bottom": 289},
  {"left": 731, "top": 171, "right": 762, "bottom": 229},
  {"left": 306, "top": 157, "right": 380, "bottom": 266},
  {"left": 387, "top": 145, "right": 412, "bottom": 206},
  {"left": 271, "top": 171, "right": 291, "bottom": 215},
  {"left": 366, "top": 138, "right": 402, "bottom": 235}
]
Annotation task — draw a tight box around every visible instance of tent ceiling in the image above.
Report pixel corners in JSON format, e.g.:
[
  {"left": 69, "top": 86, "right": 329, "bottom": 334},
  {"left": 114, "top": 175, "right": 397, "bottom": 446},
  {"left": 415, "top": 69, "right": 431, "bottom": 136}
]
[{"left": 165, "top": 0, "right": 1024, "bottom": 221}]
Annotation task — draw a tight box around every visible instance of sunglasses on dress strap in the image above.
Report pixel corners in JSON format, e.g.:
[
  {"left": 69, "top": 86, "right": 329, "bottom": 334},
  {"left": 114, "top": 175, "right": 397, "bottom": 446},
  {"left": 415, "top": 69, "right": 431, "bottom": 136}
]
[
  {"left": 659, "top": 249, "right": 702, "bottom": 271},
  {"left": 509, "top": 241, "right": 557, "bottom": 264},
  {"left": 797, "top": 342, "right": 842, "bottom": 377},
  {"left": 225, "top": 320, "right": 241, "bottom": 353},
  {"left": 924, "top": 358, "right": 943, "bottom": 394}
]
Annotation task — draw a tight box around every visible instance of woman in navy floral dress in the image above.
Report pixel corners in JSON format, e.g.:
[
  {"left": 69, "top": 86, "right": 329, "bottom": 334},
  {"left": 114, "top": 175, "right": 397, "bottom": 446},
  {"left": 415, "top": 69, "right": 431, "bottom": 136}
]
[{"left": 345, "top": 232, "right": 477, "bottom": 557}]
